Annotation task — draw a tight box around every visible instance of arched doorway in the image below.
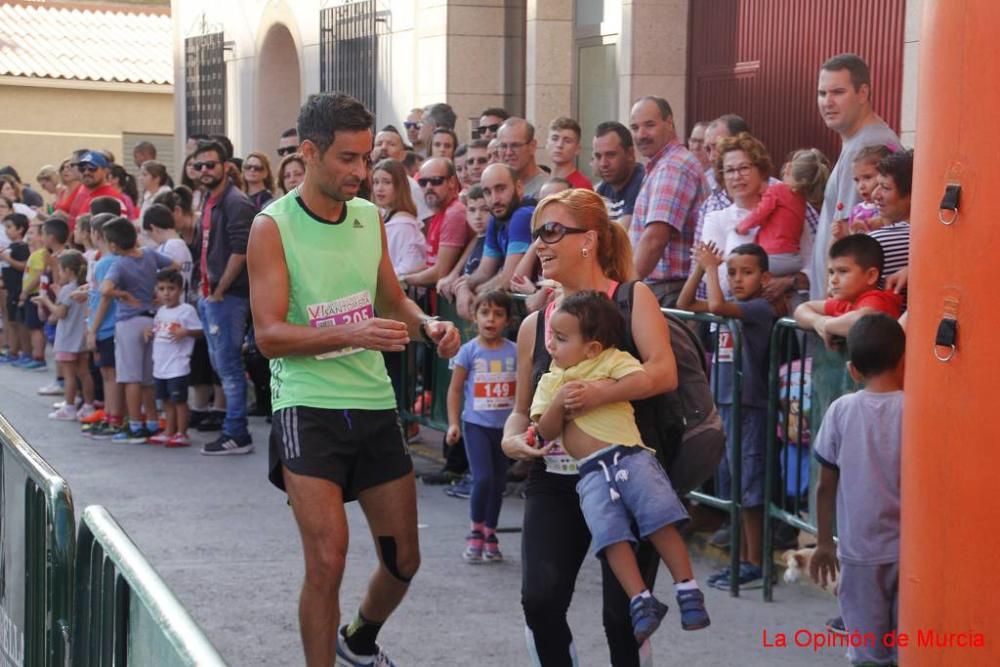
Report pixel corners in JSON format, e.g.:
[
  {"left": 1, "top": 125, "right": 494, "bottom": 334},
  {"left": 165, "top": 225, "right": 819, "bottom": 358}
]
[{"left": 256, "top": 23, "right": 301, "bottom": 166}]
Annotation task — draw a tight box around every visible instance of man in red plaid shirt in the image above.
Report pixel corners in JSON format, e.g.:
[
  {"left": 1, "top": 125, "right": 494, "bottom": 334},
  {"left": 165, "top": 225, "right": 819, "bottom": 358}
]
[{"left": 628, "top": 96, "right": 708, "bottom": 307}]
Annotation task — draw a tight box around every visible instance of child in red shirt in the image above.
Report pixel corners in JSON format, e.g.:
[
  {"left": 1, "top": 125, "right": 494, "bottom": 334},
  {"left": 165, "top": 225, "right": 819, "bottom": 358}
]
[
  {"left": 794, "top": 234, "right": 902, "bottom": 348},
  {"left": 736, "top": 148, "right": 829, "bottom": 277}
]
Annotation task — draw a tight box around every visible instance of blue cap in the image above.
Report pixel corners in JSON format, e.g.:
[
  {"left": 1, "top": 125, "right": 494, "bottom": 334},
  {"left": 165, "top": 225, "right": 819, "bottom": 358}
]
[{"left": 76, "top": 151, "right": 109, "bottom": 168}]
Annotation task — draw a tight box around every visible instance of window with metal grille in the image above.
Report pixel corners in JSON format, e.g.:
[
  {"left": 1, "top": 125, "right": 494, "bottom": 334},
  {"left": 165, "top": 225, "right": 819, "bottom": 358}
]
[
  {"left": 185, "top": 32, "right": 227, "bottom": 137},
  {"left": 319, "top": 0, "right": 377, "bottom": 115}
]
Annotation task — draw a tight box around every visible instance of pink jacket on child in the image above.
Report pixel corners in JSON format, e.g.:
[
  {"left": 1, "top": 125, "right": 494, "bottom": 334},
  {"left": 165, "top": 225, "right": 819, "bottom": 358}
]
[{"left": 735, "top": 182, "right": 806, "bottom": 255}]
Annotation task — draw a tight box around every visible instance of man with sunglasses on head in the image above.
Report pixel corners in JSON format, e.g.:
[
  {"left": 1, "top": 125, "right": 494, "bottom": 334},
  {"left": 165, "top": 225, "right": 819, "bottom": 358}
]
[
  {"left": 68, "top": 151, "right": 132, "bottom": 228},
  {"left": 277, "top": 127, "right": 299, "bottom": 159},
  {"left": 497, "top": 117, "right": 546, "bottom": 199},
  {"left": 248, "top": 92, "right": 460, "bottom": 667},
  {"left": 191, "top": 140, "right": 257, "bottom": 456},
  {"left": 399, "top": 157, "right": 469, "bottom": 287},
  {"left": 477, "top": 107, "right": 509, "bottom": 141}
]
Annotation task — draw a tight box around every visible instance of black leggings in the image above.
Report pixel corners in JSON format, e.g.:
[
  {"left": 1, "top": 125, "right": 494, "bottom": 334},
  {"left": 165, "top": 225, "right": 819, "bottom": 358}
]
[{"left": 521, "top": 463, "right": 659, "bottom": 666}]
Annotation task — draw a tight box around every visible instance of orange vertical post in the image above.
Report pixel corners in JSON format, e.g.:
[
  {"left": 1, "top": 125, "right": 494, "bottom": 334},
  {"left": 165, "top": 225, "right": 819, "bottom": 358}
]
[{"left": 901, "top": 0, "right": 1000, "bottom": 664}]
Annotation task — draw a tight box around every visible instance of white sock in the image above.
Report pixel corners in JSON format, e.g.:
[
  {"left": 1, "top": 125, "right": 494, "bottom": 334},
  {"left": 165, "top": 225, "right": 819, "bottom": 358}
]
[
  {"left": 674, "top": 579, "right": 700, "bottom": 592},
  {"left": 630, "top": 590, "right": 652, "bottom": 604}
]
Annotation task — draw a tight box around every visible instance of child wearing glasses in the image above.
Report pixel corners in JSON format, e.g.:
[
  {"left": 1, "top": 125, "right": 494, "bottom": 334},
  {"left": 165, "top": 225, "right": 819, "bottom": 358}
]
[
  {"left": 530, "top": 290, "right": 710, "bottom": 642},
  {"left": 733, "top": 148, "right": 829, "bottom": 277}
]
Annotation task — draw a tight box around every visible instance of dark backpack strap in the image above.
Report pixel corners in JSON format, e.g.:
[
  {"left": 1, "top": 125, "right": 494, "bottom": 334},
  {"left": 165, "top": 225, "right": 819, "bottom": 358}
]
[
  {"left": 612, "top": 280, "right": 642, "bottom": 359},
  {"left": 531, "top": 309, "right": 552, "bottom": 389}
]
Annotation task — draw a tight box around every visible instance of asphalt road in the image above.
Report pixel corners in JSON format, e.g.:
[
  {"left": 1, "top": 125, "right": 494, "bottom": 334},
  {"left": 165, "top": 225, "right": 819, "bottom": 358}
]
[{"left": 0, "top": 361, "right": 846, "bottom": 666}]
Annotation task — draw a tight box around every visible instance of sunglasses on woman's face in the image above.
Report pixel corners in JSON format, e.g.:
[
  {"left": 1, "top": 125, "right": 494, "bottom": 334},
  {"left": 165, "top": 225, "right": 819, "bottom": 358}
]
[
  {"left": 531, "top": 221, "right": 589, "bottom": 244},
  {"left": 243, "top": 164, "right": 264, "bottom": 172}
]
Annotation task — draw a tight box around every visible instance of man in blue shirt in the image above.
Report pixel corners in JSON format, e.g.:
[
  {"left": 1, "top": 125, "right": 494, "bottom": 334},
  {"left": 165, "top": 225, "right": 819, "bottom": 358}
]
[
  {"left": 453, "top": 164, "right": 534, "bottom": 319},
  {"left": 592, "top": 121, "right": 645, "bottom": 229}
]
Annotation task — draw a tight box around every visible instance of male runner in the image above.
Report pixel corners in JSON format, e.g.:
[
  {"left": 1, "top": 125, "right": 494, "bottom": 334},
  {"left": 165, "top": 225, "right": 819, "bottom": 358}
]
[{"left": 248, "top": 92, "right": 460, "bottom": 667}]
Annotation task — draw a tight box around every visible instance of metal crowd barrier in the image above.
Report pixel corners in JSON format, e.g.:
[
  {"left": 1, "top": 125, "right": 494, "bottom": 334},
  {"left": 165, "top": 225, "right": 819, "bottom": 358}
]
[
  {"left": 72, "top": 506, "right": 227, "bottom": 666},
  {"left": 761, "top": 318, "right": 858, "bottom": 601},
  {"left": 0, "top": 412, "right": 75, "bottom": 667}
]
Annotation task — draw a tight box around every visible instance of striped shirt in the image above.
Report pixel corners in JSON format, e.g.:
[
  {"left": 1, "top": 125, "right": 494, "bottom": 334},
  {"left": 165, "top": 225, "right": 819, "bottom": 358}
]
[
  {"left": 630, "top": 139, "right": 707, "bottom": 281},
  {"left": 869, "top": 221, "right": 910, "bottom": 310}
]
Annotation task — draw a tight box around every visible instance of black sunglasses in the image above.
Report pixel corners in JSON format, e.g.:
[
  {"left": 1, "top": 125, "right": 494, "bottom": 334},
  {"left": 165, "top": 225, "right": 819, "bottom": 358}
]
[
  {"left": 531, "top": 222, "right": 589, "bottom": 244},
  {"left": 417, "top": 176, "right": 447, "bottom": 188},
  {"left": 404, "top": 121, "right": 422, "bottom": 130},
  {"left": 193, "top": 160, "right": 220, "bottom": 171},
  {"left": 75, "top": 163, "right": 100, "bottom": 173},
  {"left": 479, "top": 123, "right": 501, "bottom": 134},
  {"left": 276, "top": 146, "right": 297, "bottom": 157}
]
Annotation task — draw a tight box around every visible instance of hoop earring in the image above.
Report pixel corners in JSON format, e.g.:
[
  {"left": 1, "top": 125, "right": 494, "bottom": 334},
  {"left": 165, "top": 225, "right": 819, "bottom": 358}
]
[{"left": 581, "top": 247, "right": 590, "bottom": 258}]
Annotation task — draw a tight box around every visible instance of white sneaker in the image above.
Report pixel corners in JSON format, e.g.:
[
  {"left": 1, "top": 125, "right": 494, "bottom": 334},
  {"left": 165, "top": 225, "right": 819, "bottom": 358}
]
[
  {"left": 52, "top": 397, "right": 83, "bottom": 409},
  {"left": 48, "top": 405, "right": 77, "bottom": 421},
  {"left": 38, "top": 381, "right": 64, "bottom": 396},
  {"left": 77, "top": 404, "right": 96, "bottom": 420}
]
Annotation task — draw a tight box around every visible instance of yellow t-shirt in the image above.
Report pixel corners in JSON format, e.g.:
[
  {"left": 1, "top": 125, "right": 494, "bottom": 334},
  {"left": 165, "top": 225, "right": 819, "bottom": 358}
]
[
  {"left": 24, "top": 249, "right": 48, "bottom": 295},
  {"left": 530, "top": 347, "right": 649, "bottom": 449}
]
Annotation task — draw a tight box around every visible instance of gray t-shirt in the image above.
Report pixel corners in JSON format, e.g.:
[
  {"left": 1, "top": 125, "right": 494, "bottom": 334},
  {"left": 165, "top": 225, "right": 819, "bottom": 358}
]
[
  {"left": 54, "top": 282, "right": 87, "bottom": 353},
  {"left": 105, "top": 248, "right": 173, "bottom": 321},
  {"left": 809, "top": 121, "right": 901, "bottom": 298},
  {"left": 813, "top": 389, "right": 903, "bottom": 565},
  {"left": 522, "top": 171, "right": 548, "bottom": 199}
]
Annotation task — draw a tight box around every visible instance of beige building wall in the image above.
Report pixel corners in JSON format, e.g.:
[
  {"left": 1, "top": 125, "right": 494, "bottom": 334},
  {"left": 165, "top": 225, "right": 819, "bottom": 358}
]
[
  {"left": 0, "top": 80, "right": 173, "bottom": 202},
  {"left": 901, "top": 0, "right": 924, "bottom": 148}
]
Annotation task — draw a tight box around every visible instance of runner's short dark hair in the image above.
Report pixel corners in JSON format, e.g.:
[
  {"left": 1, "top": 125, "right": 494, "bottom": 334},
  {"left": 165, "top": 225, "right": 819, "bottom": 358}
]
[{"left": 298, "top": 93, "right": 374, "bottom": 155}]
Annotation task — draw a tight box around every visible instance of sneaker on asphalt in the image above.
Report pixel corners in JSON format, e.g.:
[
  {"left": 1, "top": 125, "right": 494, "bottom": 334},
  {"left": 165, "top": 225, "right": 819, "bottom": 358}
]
[
  {"left": 629, "top": 595, "right": 669, "bottom": 644},
  {"left": 76, "top": 404, "right": 97, "bottom": 420},
  {"left": 708, "top": 523, "right": 731, "bottom": 548},
  {"left": 709, "top": 562, "right": 765, "bottom": 590},
  {"left": 201, "top": 433, "right": 253, "bottom": 456},
  {"left": 706, "top": 565, "right": 731, "bottom": 587},
  {"left": 166, "top": 433, "right": 192, "bottom": 448},
  {"left": 48, "top": 405, "right": 77, "bottom": 421},
  {"left": 146, "top": 433, "right": 171, "bottom": 445},
  {"left": 0, "top": 354, "right": 20, "bottom": 364},
  {"left": 420, "top": 469, "right": 463, "bottom": 485},
  {"left": 22, "top": 359, "right": 46, "bottom": 371},
  {"left": 444, "top": 475, "right": 472, "bottom": 499},
  {"left": 11, "top": 355, "right": 31, "bottom": 367},
  {"left": 111, "top": 426, "right": 151, "bottom": 444},
  {"left": 826, "top": 616, "right": 847, "bottom": 636},
  {"left": 335, "top": 627, "right": 396, "bottom": 667},
  {"left": 194, "top": 412, "right": 224, "bottom": 432},
  {"left": 675, "top": 588, "right": 711, "bottom": 630},
  {"left": 38, "top": 381, "right": 64, "bottom": 395},
  {"left": 483, "top": 534, "right": 503, "bottom": 563},
  {"left": 89, "top": 422, "right": 121, "bottom": 440},
  {"left": 79, "top": 408, "right": 105, "bottom": 424},
  {"left": 463, "top": 530, "right": 484, "bottom": 563}
]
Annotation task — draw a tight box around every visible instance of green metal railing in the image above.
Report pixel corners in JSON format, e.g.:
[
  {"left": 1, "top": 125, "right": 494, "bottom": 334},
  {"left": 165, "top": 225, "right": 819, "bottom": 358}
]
[
  {"left": 72, "top": 506, "right": 227, "bottom": 666},
  {"left": 0, "top": 412, "right": 75, "bottom": 667},
  {"left": 761, "top": 318, "right": 858, "bottom": 601}
]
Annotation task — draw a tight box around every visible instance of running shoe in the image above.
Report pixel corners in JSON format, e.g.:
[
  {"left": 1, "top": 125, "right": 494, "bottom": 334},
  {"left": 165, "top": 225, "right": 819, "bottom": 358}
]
[
  {"left": 708, "top": 562, "right": 766, "bottom": 590},
  {"left": 0, "top": 353, "right": 21, "bottom": 364},
  {"left": 629, "top": 595, "right": 669, "bottom": 644},
  {"left": 76, "top": 404, "right": 97, "bottom": 421},
  {"left": 483, "top": 534, "right": 503, "bottom": 563},
  {"left": 706, "top": 565, "right": 731, "bottom": 587},
  {"left": 675, "top": 588, "right": 711, "bottom": 630},
  {"left": 463, "top": 530, "right": 484, "bottom": 563},
  {"left": 79, "top": 408, "right": 106, "bottom": 425},
  {"left": 826, "top": 616, "right": 847, "bottom": 636},
  {"left": 335, "top": 628, "right": 397, "bottom": 667},
  {"left": 89, "top": 422, "right": 121, "bottom": 440},
  {"left": 444, "top": 475, "right": 472, "bottom": 499},
  {"left": 146, "top": 433, "right": 171, "bottom": 445},
  {"left": 38, "top": 381, "right": 64, "bottom": 396},
  {"left": 21, "top": 359, "right": 46, "bottom": 371},
  {"left": 200, "top": 433, "right": 253, "bottom": 456},
  {"left": 166, "top": 433, "right": 192, "bottom": 448},
  {"left": 11, "top": 354, "right": 32, "bottom": 367},
  {"left": 48, "top": 405, "right": 77, "bottom": 421},
  {"left": 111, "top": 426, "right": 151, "bottom": 444}
]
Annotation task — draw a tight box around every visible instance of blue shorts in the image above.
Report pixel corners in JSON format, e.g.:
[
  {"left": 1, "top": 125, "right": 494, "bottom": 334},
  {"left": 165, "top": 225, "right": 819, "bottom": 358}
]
[
  {"left": 24, "top": 301, "right": 44, "bottom": 330},
  {"left": 718, "top": 405, "right": 767, "bottom": 507},
  {"left": 95, "top": 336, "right": 116, "bottom": 369},
  {"left": 155, "top": 375, "right": 189, "bottom": 403},
  {"left": 576, "top": 446, "right": 689, "bottom": 556}
]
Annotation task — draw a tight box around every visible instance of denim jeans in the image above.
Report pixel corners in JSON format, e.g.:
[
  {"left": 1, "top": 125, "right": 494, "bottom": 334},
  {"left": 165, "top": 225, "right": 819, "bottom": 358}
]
[{"left": 198, "top": 295, "right": 249, "bottom": 438}]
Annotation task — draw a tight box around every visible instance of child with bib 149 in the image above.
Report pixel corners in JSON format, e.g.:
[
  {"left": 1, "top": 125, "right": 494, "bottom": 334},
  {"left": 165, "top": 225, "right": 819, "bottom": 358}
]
[
  {"left": 446, "top": 290, "right": 517, "bottom": 563},
  {"left": 530, "top": 290, "right": 710, "bottom": 643}
]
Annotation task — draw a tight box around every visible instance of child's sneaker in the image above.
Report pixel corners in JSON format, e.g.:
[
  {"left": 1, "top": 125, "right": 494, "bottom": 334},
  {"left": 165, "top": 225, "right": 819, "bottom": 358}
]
[
  {"left": 38, "top": 381, "right": 63, "bottom": 395},
  {"left": 146, "top": 433, "right": 171, "bottom": 445},
  {"left": 166, "top": 433, "right": 192, "bottom": 448},
  {"left": 705, "top": 565, "right": 731, "bottom": 587},
  {"left": 708, "top": 561, "right": 765, "bottom": 590},
  {"left": 111, "top": 426, "right": 151, "bottom": 444},
  {"left": 22, "top": 359, "right": 47, "bottom": 371},
  {"left": 89, "top": 422, "right": 121, "bottom": 440},
  {"left": 76, "top": 404, "right": 97, "bottom": 421},
  {"left": 629, "top": 595, "right": 669, "bottom": 644},
  {"left": 79, "top": 408, "right": 105, "bottom": 425},
  {"left": 675, "top": 588, "right": 710, "bottom": 630},
  {"left": 48, "top": 405, "right": 77, "bottom": 421},
  {"left": 0, "top": 353, "right": 21, "bottom": 364},
  {"left": 483, "top": 534, "right": 503, "bottom": 563},
  {"left": 462, "top": 530, "right": 484, "bottom": 563}
]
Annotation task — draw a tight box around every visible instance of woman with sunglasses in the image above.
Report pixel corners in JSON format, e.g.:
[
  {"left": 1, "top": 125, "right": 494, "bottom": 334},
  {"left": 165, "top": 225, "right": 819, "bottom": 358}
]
[
  {"left": 241, "top": 152, "right": 276, "bottom": 211},
  {"left": 502, "top": 188, "right": 679, "bottom": 666}
]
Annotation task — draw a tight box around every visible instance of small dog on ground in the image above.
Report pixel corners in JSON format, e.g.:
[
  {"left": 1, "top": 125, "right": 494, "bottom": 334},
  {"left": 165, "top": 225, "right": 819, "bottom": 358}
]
[{"left": 782, "top": 547, "right": 838, "bottom": 594}]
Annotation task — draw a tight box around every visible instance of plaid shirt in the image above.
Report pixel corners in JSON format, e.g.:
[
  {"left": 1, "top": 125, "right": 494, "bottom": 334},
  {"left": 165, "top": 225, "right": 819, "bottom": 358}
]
[
  {"left": 629, "top": 139, "right": 707, "bottom": 281},
  {"left": 693, "top": 179, "right": 819, "bottom": 297}
]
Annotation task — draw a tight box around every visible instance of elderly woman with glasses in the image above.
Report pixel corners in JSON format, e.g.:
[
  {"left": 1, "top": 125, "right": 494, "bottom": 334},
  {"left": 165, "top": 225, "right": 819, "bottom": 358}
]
[{"left": 501, "top": 188, "right": 684, "bottom": 666}]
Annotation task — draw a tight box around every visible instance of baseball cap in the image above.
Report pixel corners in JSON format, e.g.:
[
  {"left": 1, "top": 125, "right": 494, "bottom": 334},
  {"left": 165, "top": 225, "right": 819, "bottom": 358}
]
[{"left": 75, "top": 151, "right": 109, "bottom": 168}]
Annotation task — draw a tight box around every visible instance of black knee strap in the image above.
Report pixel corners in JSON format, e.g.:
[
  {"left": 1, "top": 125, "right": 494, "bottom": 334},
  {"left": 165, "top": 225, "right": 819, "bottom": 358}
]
[{"left": 378, "top": 536, "right": 412, "bottom": 583}]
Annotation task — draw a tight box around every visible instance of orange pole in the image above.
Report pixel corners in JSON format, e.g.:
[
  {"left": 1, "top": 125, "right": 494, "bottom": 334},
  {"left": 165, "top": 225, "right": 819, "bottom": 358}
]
[{"left": 901, "top": 0, "right": 1000, "bottom": 664}]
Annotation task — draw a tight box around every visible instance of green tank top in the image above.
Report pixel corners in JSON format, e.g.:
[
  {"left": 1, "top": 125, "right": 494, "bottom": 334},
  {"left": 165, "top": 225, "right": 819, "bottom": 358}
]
[{"left": 264, "top": 191, "right": 396, "bottom": 411}]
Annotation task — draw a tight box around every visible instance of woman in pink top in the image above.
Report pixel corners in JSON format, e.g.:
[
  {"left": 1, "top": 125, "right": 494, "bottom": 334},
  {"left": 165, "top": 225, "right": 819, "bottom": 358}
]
[{"left": 736, "top": 148, "right": 828, "bottom": 276}]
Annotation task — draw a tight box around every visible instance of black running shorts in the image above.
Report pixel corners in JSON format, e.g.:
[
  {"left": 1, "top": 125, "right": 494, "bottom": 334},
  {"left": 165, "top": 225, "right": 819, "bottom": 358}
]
[{"left": 269, "top": 406, "right": 413, "bottom": 501}]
